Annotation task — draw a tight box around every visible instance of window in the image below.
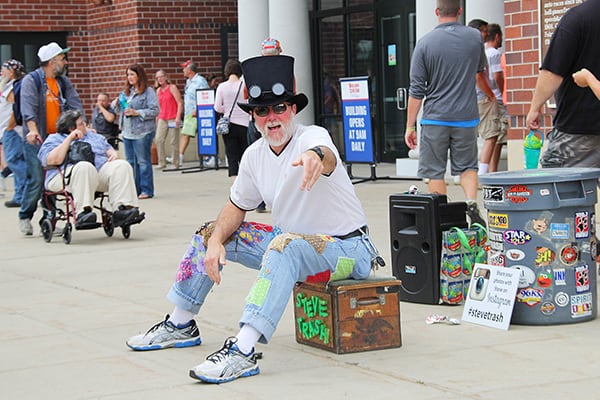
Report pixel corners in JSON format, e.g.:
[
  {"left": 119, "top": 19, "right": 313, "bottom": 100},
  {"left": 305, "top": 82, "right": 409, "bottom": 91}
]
[{"left": 0, "top": 32, "right": 68, "bottom": 72}]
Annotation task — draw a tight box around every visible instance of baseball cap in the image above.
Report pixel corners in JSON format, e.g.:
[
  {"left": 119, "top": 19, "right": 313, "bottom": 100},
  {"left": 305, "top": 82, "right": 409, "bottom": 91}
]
[
  {"left": 180, "top": 59, "right": 192, "bottom": 68},
  {"left": 38, "top": 42, "right": 70, "bottom": 62},
  {"left": 261, "top": 37, "right": 282, "bottom": 55}
]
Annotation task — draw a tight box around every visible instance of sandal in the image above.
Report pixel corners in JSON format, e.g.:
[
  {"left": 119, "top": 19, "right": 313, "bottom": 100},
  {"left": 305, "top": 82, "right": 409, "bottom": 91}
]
[{"left": 138, "top": 193, "right": 152, "bottom": 199}]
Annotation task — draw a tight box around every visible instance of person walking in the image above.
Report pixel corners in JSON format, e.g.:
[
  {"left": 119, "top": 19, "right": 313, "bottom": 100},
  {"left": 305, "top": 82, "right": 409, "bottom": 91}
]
[
  {"left": 404, "top": 0, "right": 486, "bottom": 227},
  {"left": 0, "top": 59, "right": 27, "bottom": 208},
  {"left": 19, "top": 42, "right": 84, "bottom": 235},
  {"left": 477, "top": 23, "right": 507, "bottom": 174},
  {"left": 178, "top": 60, "right": 209, "bottom": 166}
]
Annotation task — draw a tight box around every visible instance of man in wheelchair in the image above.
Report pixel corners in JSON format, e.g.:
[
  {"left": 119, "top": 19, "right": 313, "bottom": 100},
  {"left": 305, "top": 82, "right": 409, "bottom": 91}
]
[{"left": 38, "top": 110, "right": 144, "bottom": 230}]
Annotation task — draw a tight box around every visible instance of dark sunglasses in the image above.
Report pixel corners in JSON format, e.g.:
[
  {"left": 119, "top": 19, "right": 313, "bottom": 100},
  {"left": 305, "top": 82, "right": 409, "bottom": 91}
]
[{"left": 253, "top": 103, "right": 290, "bottom": 117}]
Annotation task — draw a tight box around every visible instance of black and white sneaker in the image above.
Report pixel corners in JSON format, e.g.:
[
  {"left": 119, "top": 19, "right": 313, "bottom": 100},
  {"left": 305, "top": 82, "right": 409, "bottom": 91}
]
[
  {"left": 189, "top": 337, "right": 262, "bottom": 384},
  {"left": 126, "top": 315, "right": 201, "bottom": 351}
]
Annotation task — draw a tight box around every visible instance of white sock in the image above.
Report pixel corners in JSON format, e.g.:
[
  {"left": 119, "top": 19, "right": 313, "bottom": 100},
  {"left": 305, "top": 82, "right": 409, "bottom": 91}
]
[
  {"left": 235, "top": 324, "right": 261, "bottom": 355},
  {"left": 168, "top": 307, "right": 196, "bottom": 327},
  {"left": 478, "top": 163, "right": 489, "bottom": 175}
]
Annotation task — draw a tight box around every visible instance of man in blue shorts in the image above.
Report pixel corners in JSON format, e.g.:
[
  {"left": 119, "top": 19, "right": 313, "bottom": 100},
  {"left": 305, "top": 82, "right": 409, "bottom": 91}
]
[{"left": 405, "top": 0, "right": 486, "bottom": 226}]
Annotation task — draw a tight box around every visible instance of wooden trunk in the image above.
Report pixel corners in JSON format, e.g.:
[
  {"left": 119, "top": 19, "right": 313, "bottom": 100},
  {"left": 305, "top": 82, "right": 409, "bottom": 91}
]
[{"left": 293, "top": 278, "right": 402, "bottom": 354}]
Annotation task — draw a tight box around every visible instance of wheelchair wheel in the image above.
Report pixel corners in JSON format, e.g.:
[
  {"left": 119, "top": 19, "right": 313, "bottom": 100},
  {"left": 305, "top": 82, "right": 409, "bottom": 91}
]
[
  {"left": 41, "top": 219, "right": 53, "bottom": 243},
  {"left": 121, "top": 224, "right": 131, "bottom": 239},
  {"left": 63, "top": 223, "right": 72, "bottom": 244},
  {"left": 103, "top": 215, "right": 114, "bottom": 237}
]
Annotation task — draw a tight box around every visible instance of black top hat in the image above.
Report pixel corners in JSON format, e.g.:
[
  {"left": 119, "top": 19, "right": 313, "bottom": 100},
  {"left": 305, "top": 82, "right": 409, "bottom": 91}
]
[{"left": 238, "top": 55, "right": 308, "bottom": 114}]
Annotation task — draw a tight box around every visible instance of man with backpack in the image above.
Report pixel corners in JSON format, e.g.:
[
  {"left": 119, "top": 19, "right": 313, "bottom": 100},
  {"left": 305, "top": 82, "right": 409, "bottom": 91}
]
[{"left": 18, "top": 42, "right": 83, "bottom": 236}]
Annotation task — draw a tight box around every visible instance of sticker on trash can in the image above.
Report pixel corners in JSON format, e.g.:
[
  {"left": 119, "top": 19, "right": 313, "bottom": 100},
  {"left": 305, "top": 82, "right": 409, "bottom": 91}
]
[
  {"left": 535, "top": 247, "right": 555, "bottom": 267},
  {"left": 529, "top": 212, "right": 552, "bottom": 235},
  {"left": 483, "top": 186, "right": 503, "bottom": 202},
  {"left": 503, "top": 230, "right": 532, "bottom": 245},
  {"left": 550, "top": 223, "right": 570, "bottom": 239},
  {"left": 555, "top": 292, "right": 569, "bottom": 307},
  {"left": 537, "top": 271, "right": 553, "bottom": 288},
  {"left": 575, "top": 211, "right": 590, "bottom": 239},
  {"left": 540, "top": 301, "right": 556, "bottom": 316},
  {"left": 506, "top": 185, "right": 532, "bottom": 203},
  {"left": 516, "top": 287, "right": 544, "bottom": 306},
  {"left": 553, "top": 269, "right": 566, "bottom": 286},
  {"left": 575, "top": 265, "right": 590, "bottom": 293},
  {"left": 571, "top": 293, "right": 592, "bottom": 318},
  {"left": 506, "top": 249, "right": 525, "bottom": 261},
  {"left": 488, "top": 213, "right": 508, "bottom": 229},
  {"left": 559, "top": 244, "right": 579, "bottom": 266},
  {"left": 488, "top": 251, "right": 505, "bottom": 266},
  {"left": 512, "top": 265, "right": 535, "bottom": 288}
]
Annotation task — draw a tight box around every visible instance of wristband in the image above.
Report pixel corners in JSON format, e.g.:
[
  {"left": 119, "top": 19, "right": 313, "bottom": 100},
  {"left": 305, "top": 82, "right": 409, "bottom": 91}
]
[{"left": 308, "top": 146, "right": 324, "bottom": 161}]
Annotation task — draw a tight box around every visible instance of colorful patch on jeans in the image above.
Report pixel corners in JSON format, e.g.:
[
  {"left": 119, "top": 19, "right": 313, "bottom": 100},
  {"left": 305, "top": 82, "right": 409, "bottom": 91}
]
[
  {"left": 197, "top": 221, "right": 281, "bottom": 248},
  {"left": 246, "top": 277, "right": 271, "bottom": 306},
  {"left": 268, "top": 232, "right": 334, "bottom": 254},
  {"left": 176, "top": 234, "right": 206, "bottom": 282},
  {"left": 236, "top": 222, "right": 280, "bottom": 247},
  {"left": 330, "top": 257, "right": 355, "bottom": 281}
]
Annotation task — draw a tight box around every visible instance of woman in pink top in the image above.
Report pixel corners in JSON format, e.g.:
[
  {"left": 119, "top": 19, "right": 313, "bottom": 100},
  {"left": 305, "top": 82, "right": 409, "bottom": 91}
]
[
  {"left": 214, "top": 59, "right": 249, "bottom": 178},
  {"left": 155, "top": 70, "right": 183, "bottom": 169}
]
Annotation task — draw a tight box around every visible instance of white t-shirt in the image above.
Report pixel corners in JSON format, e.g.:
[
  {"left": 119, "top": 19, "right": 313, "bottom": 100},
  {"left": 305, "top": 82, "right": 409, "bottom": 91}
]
[
  {"left": 0, "top": 79, "right": 14, "bottom": 139},
  {"left": 230, "top": 124, "right": 367, "bottom": 236},
  {"left": 477, "top": 46, "right": 504, "bottom": 102}
]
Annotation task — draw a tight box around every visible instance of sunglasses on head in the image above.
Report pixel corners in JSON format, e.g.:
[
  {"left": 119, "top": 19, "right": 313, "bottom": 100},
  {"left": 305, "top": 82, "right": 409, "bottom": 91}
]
[{"left": 253, "top": 103, "right": 290, "bottom": 117}]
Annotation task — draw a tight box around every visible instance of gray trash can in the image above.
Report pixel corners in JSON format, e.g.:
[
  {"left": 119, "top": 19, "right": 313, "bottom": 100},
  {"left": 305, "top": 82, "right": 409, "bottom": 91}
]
[{"left": 479, "top": 168, "right": 600, "bottom": 325}]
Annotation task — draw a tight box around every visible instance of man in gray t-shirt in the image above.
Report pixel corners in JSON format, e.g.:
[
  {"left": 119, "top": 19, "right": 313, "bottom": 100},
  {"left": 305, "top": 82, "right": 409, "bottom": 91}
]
[{"left": 404, "top": 0, "right": 487, "bottom": 227}]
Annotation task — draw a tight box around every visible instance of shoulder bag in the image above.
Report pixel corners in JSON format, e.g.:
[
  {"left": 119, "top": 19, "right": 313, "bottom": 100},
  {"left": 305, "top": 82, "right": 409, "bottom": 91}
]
[{"left": 216, "top": 81, "right": 243, "bottom": 135}]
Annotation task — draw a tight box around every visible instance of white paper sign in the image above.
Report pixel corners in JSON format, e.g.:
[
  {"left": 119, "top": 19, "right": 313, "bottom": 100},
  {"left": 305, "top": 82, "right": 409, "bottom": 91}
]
[{"left": 461, "top": 263, "right": 520, "bottom": 330}]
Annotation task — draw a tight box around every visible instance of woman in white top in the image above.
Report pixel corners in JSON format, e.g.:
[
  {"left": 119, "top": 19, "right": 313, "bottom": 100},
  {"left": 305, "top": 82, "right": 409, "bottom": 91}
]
[{"left": 214, "top": 59, "right": 249, "bottom": 178}]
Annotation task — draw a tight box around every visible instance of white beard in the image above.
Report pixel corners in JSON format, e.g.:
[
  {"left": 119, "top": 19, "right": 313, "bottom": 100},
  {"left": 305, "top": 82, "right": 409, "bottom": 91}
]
[{"left": 257, "top": 115, "right": 296, "bottom": 147}]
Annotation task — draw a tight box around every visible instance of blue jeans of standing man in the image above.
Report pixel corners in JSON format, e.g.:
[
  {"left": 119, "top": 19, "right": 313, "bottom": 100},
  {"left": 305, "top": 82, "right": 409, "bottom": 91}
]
[
  {"left": 123, "top": 132, "right": 154, "bottom": 197},
  {"left": 19, "top": 141, "right": 44, "bottom": 221},
  {"left": 3, "top": 129, "right": 26, "bottom": 204},
  {"left": 167, "top": 221, "right": 372, "bottom": 344}
]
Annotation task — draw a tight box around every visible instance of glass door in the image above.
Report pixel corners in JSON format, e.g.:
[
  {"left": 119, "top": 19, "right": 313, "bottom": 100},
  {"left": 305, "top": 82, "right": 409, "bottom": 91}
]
[{"left": 376, "top": 0, "right": 415, "bottom": 161}]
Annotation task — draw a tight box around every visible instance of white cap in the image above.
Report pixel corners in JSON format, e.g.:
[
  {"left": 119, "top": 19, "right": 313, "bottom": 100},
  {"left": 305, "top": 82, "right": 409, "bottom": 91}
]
[{"left": 37, "top": 42, "right": 70, "bottom": 62}]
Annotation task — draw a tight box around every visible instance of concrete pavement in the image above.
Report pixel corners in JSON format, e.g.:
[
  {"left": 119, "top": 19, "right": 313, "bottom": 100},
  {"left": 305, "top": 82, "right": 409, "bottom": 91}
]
[{"left": 1, "top": 163, "right": 598, "bottom": 399}]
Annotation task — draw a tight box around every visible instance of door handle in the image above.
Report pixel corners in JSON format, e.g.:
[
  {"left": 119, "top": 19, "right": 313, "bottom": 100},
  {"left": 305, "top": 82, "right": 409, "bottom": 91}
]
[{"left": 396, "top": 87, "right": 407, "bottom": 110}]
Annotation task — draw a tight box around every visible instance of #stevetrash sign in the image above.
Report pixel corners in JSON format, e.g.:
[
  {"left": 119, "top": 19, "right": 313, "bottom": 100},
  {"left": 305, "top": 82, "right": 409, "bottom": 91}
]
[{"left": 461, "top": 263, "right": 520, "bottom": 330}]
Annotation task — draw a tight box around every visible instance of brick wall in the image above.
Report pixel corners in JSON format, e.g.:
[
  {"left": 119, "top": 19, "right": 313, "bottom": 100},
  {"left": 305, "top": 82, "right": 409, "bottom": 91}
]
[
  {"left": 504, "top": 0, "right": 553, "bottom": 141},
  {"left": 0, "top": 0, "right": 238, "bottom": 118}
]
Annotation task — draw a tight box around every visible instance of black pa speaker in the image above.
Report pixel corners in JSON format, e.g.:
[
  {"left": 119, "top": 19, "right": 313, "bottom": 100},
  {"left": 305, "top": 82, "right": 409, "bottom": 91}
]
[{"left": 389, "top": 194, "right": 467, "bottom": 304}]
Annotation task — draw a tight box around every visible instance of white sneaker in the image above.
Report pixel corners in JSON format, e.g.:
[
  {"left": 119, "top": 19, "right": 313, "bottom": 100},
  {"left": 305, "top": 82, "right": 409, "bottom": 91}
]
[
  {"left": 203, "top": 156, "right": 215, "bottom": 168},
  {"left": 19, "top": 219, "right": 33, "bottom": 236},
  {"left": 165, "top": 156, "right": 173, "bottom": 164},
  {"left": 126, "top": 315, "right": 201, "bottom": 351},
  {"left": 189, "top": 337, "right": 262, "bottom": 383}
]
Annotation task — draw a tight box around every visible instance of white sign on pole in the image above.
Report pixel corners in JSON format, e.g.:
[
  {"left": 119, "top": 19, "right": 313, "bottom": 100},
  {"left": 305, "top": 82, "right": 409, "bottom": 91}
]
[{"left": 461, "top": 263, "right": 520, "bottom": 330}]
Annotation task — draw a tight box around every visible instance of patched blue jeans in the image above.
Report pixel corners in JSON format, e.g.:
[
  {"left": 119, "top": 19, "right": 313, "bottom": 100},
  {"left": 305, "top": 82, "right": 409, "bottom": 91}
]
[{"left": 167, "top": 221, "right": 372, "bottom": 343}]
